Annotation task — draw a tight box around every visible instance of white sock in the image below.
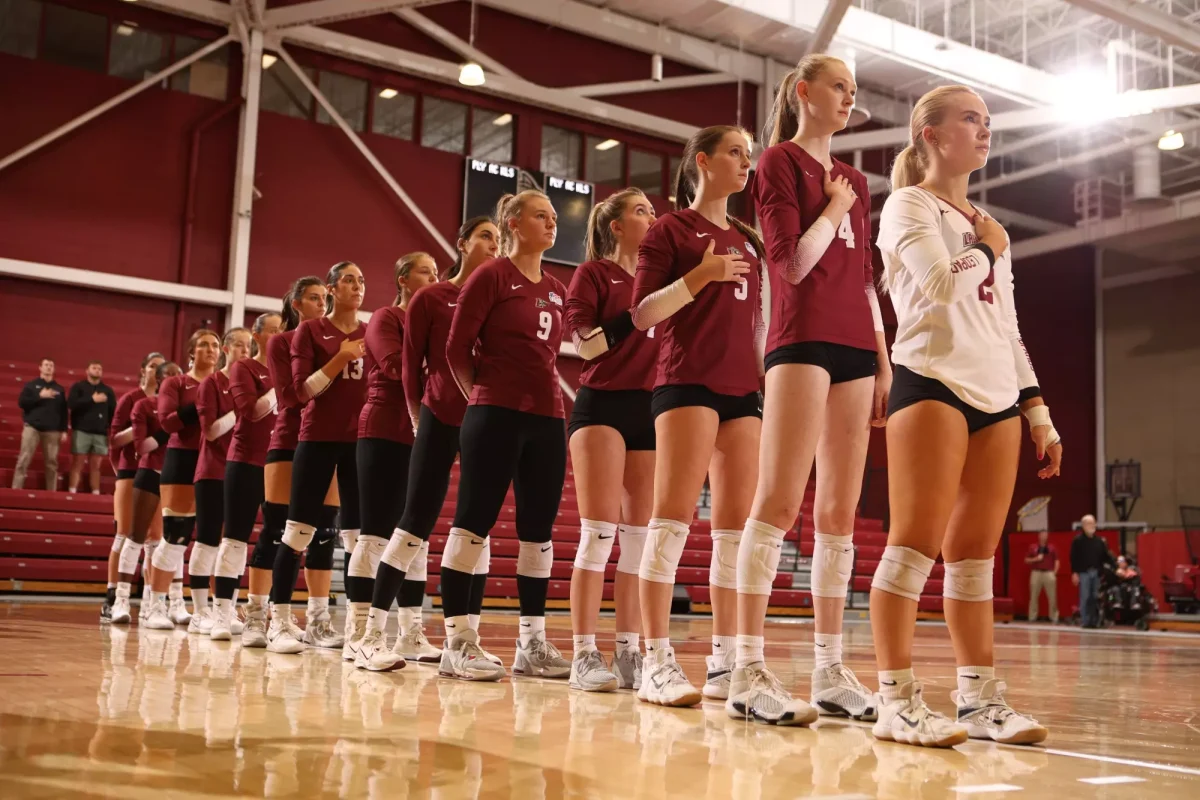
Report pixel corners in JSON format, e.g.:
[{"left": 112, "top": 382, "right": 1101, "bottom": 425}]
[
  {"left": 645, "top": 638, "right": 670, "bottom": 663},
  {"left": 735, "top": 634, "right": 764, "bottom": 669},
  {"left": 814, "top": 632, "right": 842, "bottom": 669},
  {"left": 214, "top": 597, "right": 233, "bottom": 616},
  {"left": 167, "top": 583, "right": 183, "bottom": 601},
  {"left": 116, "top": 582, "right": 131, "bottom": 597},
  {"left": 272, "top": 603, "right": 291, "bottom": 623},
  {"left": 248, "top": 593, "right": 269, "bottom": 609},
  {"left": 712, "top": 635, "right": 736, "bottom": 658},
  {"left": 191, "top": 588, "right": 209, "bottom": 613},
  {"left": 366, "top": 606, "right": 388, "bottom": 634},
  {"left": 107, "top": 581, "right": 116, "bottom": 589},
  {"left": 444, "top": 614, "right": 471, "bottom": 641},
  {"left": 879, "top": 668, "right": 915, "bottom": 702},
  {"left": 615, "top": 632, "right": 639, "bottom": 653},
  {"left": 468, "top": 613, "right": 481, "bottom": 632},
  {"left": 519, "top": 616, "right": 545, "bottom": 648},
  {"left": 573, "top": 633, "right": 596, "bottom": 656},
  {"left": 152, "top": 591, "right": 169, "bottom": 605},
  {"left": 957, "top": 665, "right": 995, "bottom": 699},
  {"left": 307, "top": 596, "right": 329, "bottom": 620},
  {"left": 397, "top": 606, "right": 417, "bottom": 636}
]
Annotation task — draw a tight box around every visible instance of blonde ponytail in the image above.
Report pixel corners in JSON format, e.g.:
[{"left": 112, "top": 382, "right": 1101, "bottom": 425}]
[
  {"left": 584, "top": 188, "right": 645, "bottom": 262},
  {"left": 495, "top": 190, "right": 548, "bottom": 257},
  {"left": 890, "top": 145, "right": 926, "bottom": 191},
  {"left": 891, "top": 85, "right": 981, "bottom": 192},
  {"left": 764, "top": 54, "right": 846, "bottom": 147}
]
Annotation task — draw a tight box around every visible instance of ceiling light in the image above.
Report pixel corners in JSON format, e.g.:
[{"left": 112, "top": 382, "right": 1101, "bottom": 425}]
[
  {"left": 116, "top": 24, "right": 135, "bottom": 36},
  {"left": 492, "top": 113, "right": 512, "bottom": 126},
  {"left": 459, "top": 62, "right": 485, "bottom": 87},
  {"left": 378, "top": 88, "right": 398, "bottom": 100},
  {"left": 1159, "top": 129, "right": 1185, "bottom": 151},
  {"left": 594, "top": 138, "right": 620, "bottom": 151},
  {"left": 1051, "top": 68, "right": 1117, "bottom": 126},
  {"left": 261, "top": 54, "right": 278, "bottom": 69}
]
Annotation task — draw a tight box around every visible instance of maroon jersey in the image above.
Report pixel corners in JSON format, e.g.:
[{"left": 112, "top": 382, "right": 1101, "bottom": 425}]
[
  {"left": 195, "top": 371, "right": 235, "bottom": 481},
  {"left": 132, "top": 395, "right": 166, "bottom": 472},
  {"left": 403, "top": 281, "right": 468, "bottom": 427},
  {"left": 158, "top": 373, "right": 202, "bottom": 450},
  {"left": 447, "top": 258, "right": 567, "bottom": 419},
  {"left": 267, "top": 331, "right": 301, "bottom": 453},
  {"left": 754, "top": 142, "right": 876, "bottom": 353},
  {"left": 291, "top": 316, "right": 368, "bottom": 443},
  {"left": 566, "top": 259, "right": 658, "bottom": 392},
  {"left": 633, "top": 209, "right": 762, "bottom": 396},
  {"left": 228, "top": 357, "right": 275, "bottom": 467},
  {"left": 359, "top": 305, "right": 415, "bottom": 444},
  {"left": 110, "top": 387, "right": 145, "bottom": 473}
]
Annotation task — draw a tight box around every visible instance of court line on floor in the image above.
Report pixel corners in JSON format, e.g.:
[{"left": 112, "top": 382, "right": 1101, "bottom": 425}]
[{"left": 999, "top": 744, "right": 1200, "bottom": 777}]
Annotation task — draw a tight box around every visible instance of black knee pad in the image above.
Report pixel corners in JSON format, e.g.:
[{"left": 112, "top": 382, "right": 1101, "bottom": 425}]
[
  {"left": 249, "top": 530, "right": 281, "bottom": 570},
  {"left": 306, "top": 528, "right": 337, "bottom": 570},
  {"left": 162, "top": 515, "right": 195, "bottom": 547}
]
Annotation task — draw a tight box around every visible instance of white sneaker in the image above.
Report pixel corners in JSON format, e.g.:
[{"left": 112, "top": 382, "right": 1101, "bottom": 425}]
[
  {"left": 241, "top": 605, "right": 268, "bottom": 648},
  {"left": 439, "top": 630, "right": 507, "bottom": 681},
  {"left": 354, "top": 629, "right": 406, "bottom": 672},
  {"left": 267, "top": 614, "right": 307, "bottom": 655},
  {"left": 812, "top": 664, "right": 879, "bottom": 721},
  {"left": 873, "top": 680, "right": 968, "bottom": 748},
  {"left": 478, "top": 642, "right": 503, "bottom": 666},
  {"left": 168, "top": 596, "right": 192, "bottom": 625},
  {"left": 703, "top": 649, "right": 735, "bottom": 700},
  {"left": 726, "top": 662, "right": 818, "bottom": 726},
  {"left": 143, "top": 599, "right": 175, "bottom": 630},
  {"left": 613, "top": 646, "right": 643, "bottom": 691},
  {"left": 111, "top": 592, "right": 132, "bottom": 625},
  {"left": 639, "top": 648, "right": 701, "bottom": 707},
  {"left": 209, "top": 606, "right": 232, "bottom": 641},
  {"left": 304, "top": 614, "right": 345, "bottom": 650},
  {"left": 569, "top": 649, "right": 618, "bottom": 693},
  {"left": 393, "top": 623, "right": 442, "bottom": 664},
  {"left": 953, "top": 679, "right": 1048, "bottom": 745},
  {"left": 340, "top": 607, "right": 369, "bottom": 660},
  {"left": 512, "top": 635, "right": 571, "bottom": 679},
  {"left": 230, "top": 607, "right": 244, "bottom": 636},
  {"left": 188, "top": 606, "right": 214, "bottom": 635}
]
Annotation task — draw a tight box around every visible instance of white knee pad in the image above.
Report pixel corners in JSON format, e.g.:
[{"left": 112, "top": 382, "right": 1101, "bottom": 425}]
[
  {"left": 616, "top": 524, "right": 647, "bottom": 575},
  {"left": 736, "top": 519, "right": 785, "bottom": 596},
  {"left": 474, "top": 538, "right": 491, "bottom": 575},
  {"left": 348, "top": 534, "right": 386, "bottom": 578},
  {"left": 870, "top": 546, "right": 935, "bottom": 602},
  {"left": 152, "top": 542, "right": 186, "bottom": 574},
  {"left": 381, "top": 529, "right": 424, "bottom": 573},
  {"left": 518, "top": 540, "right": 554, "bottom": 579},
  {"left": 111, "top": 534, "right": 127, "bottom": 554},
  {"left": 215, "top": 539, "right": 248, "bottom": 580},
  {"left": 574, "top": 519, "right": 617, "bottom": 572},
  {"left": 441, "top": 527, "right": 485, "bottom": 574},
  {"left": 943, "top": 558, "right": 995, "bottom": 602},
  {"left": 638, "top": 518, "right": 690, "bottom": 584},
  {"left": 340, "top": 528, "right": 360, "bottom": 553},
  {"left": 811, "top": 532, "right": 854, "bottom": 599},
  {"left": 188, "top": 542, "right": 218, "bottom": 577},
  {"left": 407, "top": 541, "right": 430, "bottom": 582},
  {"left": 281, "top": 521, "right": 315, "bottom": 553},
  {"left": 709, "top": 529, "right": 742, "bottom": 590},
  {"left": 118, "top": 538, "right": 142, "bottom": 575}
]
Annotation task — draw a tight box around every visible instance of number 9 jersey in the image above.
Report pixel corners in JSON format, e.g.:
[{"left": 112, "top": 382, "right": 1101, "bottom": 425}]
[
  {"left": 877, "top": 186, "right": 1037, "bottom": 414},
  {"left": 290, "top": 316, "right": 368, "bottom": 442}
]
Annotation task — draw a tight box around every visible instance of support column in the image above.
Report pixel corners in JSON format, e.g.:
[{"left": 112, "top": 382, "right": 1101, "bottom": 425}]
[
  {"left": 227, "top": 28, "right": 265, "bottom": 328},
  {"left": 1094, "top": 246, "right": 1106, "bottom": 522}
]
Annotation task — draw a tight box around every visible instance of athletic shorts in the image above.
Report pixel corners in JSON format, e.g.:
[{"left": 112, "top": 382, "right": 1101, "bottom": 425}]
[
  {"left": 160, "top": 447, "right": 199, "bottom": 486},
  {"left": 568, "top": 387, "right": 655, "bottom": 451},
  {"left": 72, "top": 430, "right": 108, "bottom": 456},
  {"left": 133, "top": 468, "right": 161, "bottom": 496},
  {"left": 116, "top": 468, "right": 138, "bottom": 481},
  {"left": 651, "top": 384, "right": 762, "bottom": 423},
  {"left": 888, "top": 365, "right": 1020, "bottom": 434},
  {"left": 765, "top": 341, "right": 877, "bottom": 384},
  {"left": 194, "top": 478, "right": 224, "bottom": 547},
  {"left": 266, "top": 448, "right": 294, "bottom": 465}
]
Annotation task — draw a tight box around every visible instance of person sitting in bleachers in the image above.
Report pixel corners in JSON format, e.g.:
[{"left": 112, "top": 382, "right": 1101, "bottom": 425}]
[{"left": 12, "top": 358, "right": 68, "bottom": 491}]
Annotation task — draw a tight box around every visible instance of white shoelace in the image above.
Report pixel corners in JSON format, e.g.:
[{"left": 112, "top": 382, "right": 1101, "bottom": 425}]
[{"left": 529, "top": 637, "right": 566, "bottom": 664}]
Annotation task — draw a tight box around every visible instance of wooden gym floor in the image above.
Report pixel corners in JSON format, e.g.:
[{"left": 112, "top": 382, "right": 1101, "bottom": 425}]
[{"left": 0, "top": 601, "right": 1198, "bottom": 799}]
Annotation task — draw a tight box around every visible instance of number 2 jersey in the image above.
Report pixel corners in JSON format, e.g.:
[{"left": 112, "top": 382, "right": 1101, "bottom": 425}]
[
  {"left": 877, "top": 186, "right": 1038, "bottom": 414},
  {"left": 290, "top": 316, "right": 368, "bottom": 442}
]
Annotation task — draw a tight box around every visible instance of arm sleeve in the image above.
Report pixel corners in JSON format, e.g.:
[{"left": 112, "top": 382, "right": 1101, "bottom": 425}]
[
  {"left": 228, "top": 361, "right": 257, "bottom": 418},
  {"left": 755, "top": 149, "right": 838, "bottom": 286},
  {"left": 366, "top": 309, "right": 405, "bottom": 382},
  {"left": 18, "top": 381, "right": 39, "bottom": 412},
  {"left": 632, "top": 221, "right": 691, "bottom": 330},
  {"left": 131, "top": 401, "right": 149, "bottom": 450},
  {"left": 157, "top": 377, "right": 185, "bottom": 434},
  {"left": 290, "top": 322, "right": 320, "bottom": 401},
  {"left": 195, "top": 377, "right": 218, "bottom": 432},
  {"left": 109, "top": 393, "right": 135, "bottom": 449},
  {"left": 402, "top": 290, "right": 431, "bottom": 422},
  {"left": 999, "top": 266, "right": 1042, "bottom": 402},
  {"left": 878, "top": 190, "right": 995, "bottom": 306},
  {"left": 860, "top": 175, "right": 885, "bottom": 334},
  {"left": 567, "top": 263, "right": 634, "bottom": 360},
  {"left": 446, "top": 268, "right": 495, "bottom": 400}
]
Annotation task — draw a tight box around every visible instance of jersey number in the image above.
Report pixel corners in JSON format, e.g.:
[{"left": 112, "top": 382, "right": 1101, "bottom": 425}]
[
  {"left": 647, "top": 326, "right": 656, "bottom": 339},
  {"left": 342, "top": 359, "right": 364, "bottom": 380},
  {"left": 837, "top": 214, "right": 856, "bottom": 248},
  {"left": 977, "top": 265, "right": 996, "bottom": 305},
  {"left": 734, "top": 281, "right": 748, "bottom": 301},
  {"left": 536, "top": 311, "right": 553, "bottom": 340}
]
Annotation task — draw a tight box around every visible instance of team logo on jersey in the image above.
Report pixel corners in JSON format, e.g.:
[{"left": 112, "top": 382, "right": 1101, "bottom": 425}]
[
  {"left": 547, "top": 291, "right": 563, "bottom": 306},
  {"left": 536, "top": 298, "right": 549, "bottom": 308},
  {"left": 963, "top": 231, "right": 980, "bottom": 246},
  {"left": 744, "top": 241, "right": 758, "bottom": 259},
  {"left": 727, "top": 245, "right": 742, "bottom": 257}
]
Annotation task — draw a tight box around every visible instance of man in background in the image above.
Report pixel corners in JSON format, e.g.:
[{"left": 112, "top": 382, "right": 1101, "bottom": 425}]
[
  {"left": 1071, "top": 514, "right": 1114, "bottom": 629},
  {"left": 67, "top": 360, "right": 116, "bottom": 494},
  {"left": 1026, "top": 530, "right": 1059, "bottom": 623},
  {"left": 12, "top": 358, "right": 68, "bottom": 490}
]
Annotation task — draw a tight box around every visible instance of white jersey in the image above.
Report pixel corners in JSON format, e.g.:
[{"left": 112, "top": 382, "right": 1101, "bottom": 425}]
[{"left": 877, "top": 186, "right": 1038, "bottom": 414}]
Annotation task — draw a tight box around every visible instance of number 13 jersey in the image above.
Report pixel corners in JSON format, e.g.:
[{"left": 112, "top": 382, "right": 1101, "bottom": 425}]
[
  {"left": 291, "top": 316, "right": 368, "bottom": 442},
  {"left": 878, "top": 186, "right": 1031, "bottom": 414}
]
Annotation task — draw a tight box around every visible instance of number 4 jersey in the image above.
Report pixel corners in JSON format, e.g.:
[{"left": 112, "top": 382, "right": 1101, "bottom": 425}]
[
  {"left": 877, "top": 186, "right": 1037, "bottom": 414},
  {"left": 291, "top": 315, "right": 368, "bottom": 442}
]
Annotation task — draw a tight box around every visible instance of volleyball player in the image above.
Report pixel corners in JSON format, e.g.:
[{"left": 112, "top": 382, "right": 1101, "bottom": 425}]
[
  {"left": 436, "top": 191, "right": 569, "bottom": 682},
  {"left": 871, "top": 85, "right": 1060, "bottom": 747},
  {"left": 631, "top": 125, "right": 764, "bottom": 707},
  {"left": 188, "top": 328, "right": 251, "bottom": 634},
  {"left": 373, "top": 216, "right": 503, "bottom": 668},
  {"left": 111, "top": 361, "right": 176, "bottom": 624},
  {"left": 104, "top": 352, "right": 164, "bottom": 622},
  {"left": 257, "top": 277, "right": 342, "bottom": 650},
  {"left": 564, "top": 188, "right": 658, "bottom": 692},
  {"left": 143, "top": 330, "right": 220, "bottom": 630},
  {"left": 727, "top": 54, "right": 887, "bottom": 724},
  {"left": 211, "top": 313, "right": 282, "bottom": 641},
  {"left": 354, "top": 252, "right": 441, "bottom": 671},
  {"left": 268, "top": 262, "right": 368, "bottom": 655}
]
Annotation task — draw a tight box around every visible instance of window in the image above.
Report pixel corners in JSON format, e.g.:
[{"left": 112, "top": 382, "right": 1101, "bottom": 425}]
[
  {"left": 261, "top": 60, "right": 314, "bottom": 120},
  {"left": 471, "top": 108, "right": 513, "bottom": 163},
  {"left": 108, "top": 24, "right": 166, "bottom": 82},
  {"left": 372, "top": 87, "right": 416, "bottom": 140},
  {"left": 421, "top": 96, "right": 467, "bottom": 154},
  {"left": 630, "top": 149, "right": 664, "bottom": 195},
  {"left": 316, "top": 70, "right": 368, "bottom": 132},
  {"left": 42, "top": 3, "right": 107, "bottom": 73},
  {"left": 0, "top": 0, "right": 40, "bottom": 59},
  {"left": 170, "top": 35, "right": 228, "bottom": 101},
  {"left": 542, "top": 125, "right": 581, "bottom": 179},
  {"left": 586, "top": 135, "right": 624, "bottom": 187}
]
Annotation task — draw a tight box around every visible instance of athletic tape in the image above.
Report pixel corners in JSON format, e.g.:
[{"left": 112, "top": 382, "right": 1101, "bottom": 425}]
[
  {"left": 870, "top": 545, "right": 935, "bottom": 602},
  {"left": 943, "top": 557, "right": 995, "bottom": 602}
]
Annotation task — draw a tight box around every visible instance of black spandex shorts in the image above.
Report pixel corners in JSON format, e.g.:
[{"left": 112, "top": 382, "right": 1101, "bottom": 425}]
[
  {"left": 568, "top": 387, "right": 656, "bottom": 451},
  {"left": 265, "top": 448, "right": 294, "bottom": 465},
  {"left": 160, "top": 447, "right": 199, "bottom": 486},
  {"left": 651, "top": 384, "right": 762, "bottom": 423},
  {"left": 289, "top": 440, "right": 359, "bottom": 530},
  {"left": 194, "top": 478, "right": 224, "bottom": 547},
  {"left": 357, "top": 438, "right": 412, "bottom": 539},
  {"left": 765, "top": 341, "right": 877, "bottom": 384},
  {"left": 133, "top": 468, "right": 161, "bottom": 496},
  {"left": 116, "top": 468, "right": 138, "bottom": 481},
  {"left": 888, "top": 365, "right": 1020, "bottom": 434},
  {"left": 224, "top": 461, "right": 264, "bottom": 545}
]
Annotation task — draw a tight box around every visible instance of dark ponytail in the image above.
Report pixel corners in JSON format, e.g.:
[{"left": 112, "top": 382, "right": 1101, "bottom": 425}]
[
  {"left": 325, "top": 261, "right": 356, "bottom": 314},
  {"left": 447, "top": 215, "right": 494, "bottom": 280},
  {"left": 281, "top": 276, "right": 323, "bottom": 332}
]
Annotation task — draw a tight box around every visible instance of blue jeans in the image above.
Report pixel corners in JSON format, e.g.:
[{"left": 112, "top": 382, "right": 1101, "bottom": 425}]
[{"left": 1079, "top": 569, "right": 1100, "bottom": 627}]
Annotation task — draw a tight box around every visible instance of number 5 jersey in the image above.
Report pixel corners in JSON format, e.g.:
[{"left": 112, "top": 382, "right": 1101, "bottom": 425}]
[
  {"left": 290, "top": 316, "right": 368, "bottom": 442},
  {"left": 877, "top": 186, "right": 1039, "bottom": 414}
]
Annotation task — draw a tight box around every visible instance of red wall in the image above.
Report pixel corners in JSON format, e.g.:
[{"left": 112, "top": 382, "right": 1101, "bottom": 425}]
[{"left": 1006, "top": 530, "right": 1119, "bottom": 619}]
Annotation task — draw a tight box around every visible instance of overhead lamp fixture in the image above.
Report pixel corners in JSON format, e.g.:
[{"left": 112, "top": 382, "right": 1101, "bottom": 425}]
[
  {"left": 594, "top": 138, "right": 620, "bottom": 151},
  {"left": 262, "top": 53, "right": 278, "bottom": 69},
  {"left": 378, "top": 88, "right": 398, "bottom": 99},
  {"left": 116, "top": 24, "right": 136, "bottom": 36},
  {"left": 1158, "top": 129, "right": 1185, "bottom": 151},
  {"left": 459, "top": 62, "right": 485, "bottom": 87},
  {"left": 492, "top": 113, "right": 512, "bottom": 126}
]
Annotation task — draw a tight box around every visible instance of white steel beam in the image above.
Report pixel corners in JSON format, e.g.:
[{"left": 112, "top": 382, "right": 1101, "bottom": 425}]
[
  {"left": 805, "top": 0, "right": 853, "bottom": 56},
  {"left": 275, "top": 45, "right": 456, "bottom": 259},
  {"left": 1060, "top": 0, "right": 1200, "bottom": 54},
  {"left": 1013, "top": 191, "right": 1200, "bottom": 259},
  {"left": 226, "top": 28, "right": 265, "bottom": 328},
  {"left": 264, "top": 0, "right": 424, "bottom": 30},
  {"left": 569, "top": 73, "right": 739, "bottom": 98},
  {"left": 394, "top": 8, "right": 518, "bottom": 79},
  {"left": 137, "top": 0, "right": 232, "bottom": 26},
  {"left": 0, "top": 258, "right": 233, "bottom": 306},
  {"left": 1100, "top": 263, "right": 1197, "bottom": 290}
]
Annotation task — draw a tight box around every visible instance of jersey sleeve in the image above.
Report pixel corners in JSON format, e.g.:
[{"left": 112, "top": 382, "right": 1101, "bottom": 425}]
[
  {"left": 402, "top": 289, "right": 431, "bottom": 413},
  {"left": 446, "top": 266, "right": 497, "bottom": 398},
  {"left": 157, "top": 376, "right": 184, "bottom": 433},
  {"left": 565, "top": 262, "right": 602, "bottom": 336},
  {"left": 632, "top": 220, "right": 676, "bottom": 306},
  {"left": 1000, "top": 264, "right": 1041, "bottom": 400},
  {"left": 857, "top": 173, "right": 885, "bottom": 334},
  {"left": 290, "top": 321, "right": 318, "bottom": 400},
  {"left": 195, "top": 376, "right": 219, "bottom": 430},
  {"left": 131, "top": 400, "right": 150, "bottom": 449},
  {"left": 268, "top": 336, "right": 299, "bottom": 410},
  {"left": 228, "top": 360, "right": 258, "bottom": 418},
  {"left": 366, "top": 308, "right": 405, "bottom": 382}
]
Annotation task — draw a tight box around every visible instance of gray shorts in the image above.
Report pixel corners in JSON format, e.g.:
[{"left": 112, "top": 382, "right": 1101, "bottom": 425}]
[{"left": 72, "top": 430, "right": 108, "bottom": 456}]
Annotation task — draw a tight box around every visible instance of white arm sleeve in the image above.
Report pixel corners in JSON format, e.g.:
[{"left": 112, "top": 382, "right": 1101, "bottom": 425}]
[
  {"left": 252, "top": 388, "right": 277, "bottom": 421},
  {"left": 206, "top": 410, "right": 236, "bottom": 441},
  {"left": 304, "top": 370, "right": 332, "bottom": 399},
  {"left": 780, "top": 216, "right": 837, "bottom": 285},
  {"left": 879, "top": 190, "right": 992, "bottom": 306},
  {"left": 632, "top": 278, "right": 694, "bottom": 331},
  {"left": 1000, "top": 268, "right": 1040, "bottom": 392},
  {"left": 112, "top": 427, "right": 134, "bottom": 448},
  {"left": 573, "top": 328, "right": 610, "bottom": 361},
  {"left": 137, "top": 438, "right": 159, "bottom": 456},
  {"left": 865, "top": 282, "right": 884, "bottom": 333}
]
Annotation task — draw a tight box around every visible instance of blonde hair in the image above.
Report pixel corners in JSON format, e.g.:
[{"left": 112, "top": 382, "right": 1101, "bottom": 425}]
[
  {"left": 584, "top": 188, "right": 646, "bottom": 262},
  {"left": 891, "top": 85, "right": 981, "bottom": 191},
  {"left": 764, "top": 54, "right": 845, "bottom": 147},
  {"left": 495, "top": 190, "right": 550, "bottom": 257},
  {"left": 394, "top": 251, "right": 433, "bottom": 305}
]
